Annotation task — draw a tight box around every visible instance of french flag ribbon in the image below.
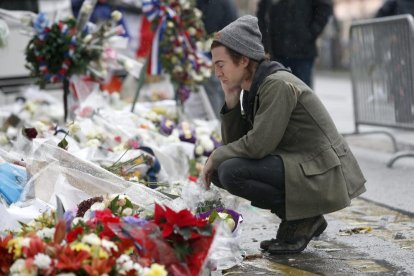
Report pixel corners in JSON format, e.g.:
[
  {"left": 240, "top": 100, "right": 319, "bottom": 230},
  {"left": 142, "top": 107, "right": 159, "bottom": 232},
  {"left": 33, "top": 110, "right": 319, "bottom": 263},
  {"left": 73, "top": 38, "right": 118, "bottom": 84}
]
[
  {"left": 148, "top": 18, "right": 165, "bottom": 75},
  {"left": 142, "top": 0, "right": 190, "bottom": 75}
]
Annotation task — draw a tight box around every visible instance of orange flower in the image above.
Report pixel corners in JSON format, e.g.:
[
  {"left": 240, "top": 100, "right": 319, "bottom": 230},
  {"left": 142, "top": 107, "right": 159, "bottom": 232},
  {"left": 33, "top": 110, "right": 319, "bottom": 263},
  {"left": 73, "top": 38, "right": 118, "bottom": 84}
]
[
  {"left": 83, "top": 258, "right": 115, "bottom": 275},
  {"left": 56, "top": 246, "right": 90, "bottom": 271}
]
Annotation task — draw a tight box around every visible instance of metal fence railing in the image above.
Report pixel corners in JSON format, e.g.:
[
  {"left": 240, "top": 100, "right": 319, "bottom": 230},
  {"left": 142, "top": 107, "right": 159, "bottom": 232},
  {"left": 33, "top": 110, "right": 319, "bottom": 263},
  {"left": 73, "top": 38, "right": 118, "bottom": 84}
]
[{"left": 349, "top": 15, "right": 414, "bottom": 167}]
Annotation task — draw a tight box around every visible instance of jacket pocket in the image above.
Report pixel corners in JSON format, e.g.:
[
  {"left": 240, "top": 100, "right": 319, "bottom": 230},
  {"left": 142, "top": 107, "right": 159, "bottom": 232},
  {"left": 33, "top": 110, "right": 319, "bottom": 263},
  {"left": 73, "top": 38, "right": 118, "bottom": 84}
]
[{"left": 300, "top": 147, "right": 341, "bottom": 176}]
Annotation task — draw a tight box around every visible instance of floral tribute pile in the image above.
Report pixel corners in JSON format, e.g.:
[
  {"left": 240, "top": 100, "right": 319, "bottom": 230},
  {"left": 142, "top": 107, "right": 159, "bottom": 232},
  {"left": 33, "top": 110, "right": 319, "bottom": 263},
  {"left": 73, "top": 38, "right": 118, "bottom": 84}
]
[
  {"left": 0, "top": 195, "right": 216, "bottom": 275},
  {"left": 142, "top": 0, "right": 212, "bottom": 102}
]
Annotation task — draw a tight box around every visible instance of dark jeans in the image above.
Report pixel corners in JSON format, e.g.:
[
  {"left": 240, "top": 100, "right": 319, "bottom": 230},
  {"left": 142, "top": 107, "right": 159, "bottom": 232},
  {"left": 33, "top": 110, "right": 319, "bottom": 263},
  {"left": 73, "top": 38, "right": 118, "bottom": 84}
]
[
  {"left": 276, "top": 57, "right": 314, "bottom": 88},
  {"left": 211, "top": 155, "right": 286, "bottom": 219}
]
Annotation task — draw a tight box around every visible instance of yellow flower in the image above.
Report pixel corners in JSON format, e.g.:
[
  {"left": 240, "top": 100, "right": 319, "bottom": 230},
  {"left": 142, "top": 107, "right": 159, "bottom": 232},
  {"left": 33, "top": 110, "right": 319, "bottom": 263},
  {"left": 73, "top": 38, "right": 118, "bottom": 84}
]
[
  {"left": 144, "top": 263, "right": 168, "bottom": 276},
  {"left": 8, "top": 238, "right": 23, "bottom": 258},
  {"left": 70, "top": 242, "right": 91, "bottom": 253},
  {"left": 98, "top": 248, "right": 109, "bottom": 259}
]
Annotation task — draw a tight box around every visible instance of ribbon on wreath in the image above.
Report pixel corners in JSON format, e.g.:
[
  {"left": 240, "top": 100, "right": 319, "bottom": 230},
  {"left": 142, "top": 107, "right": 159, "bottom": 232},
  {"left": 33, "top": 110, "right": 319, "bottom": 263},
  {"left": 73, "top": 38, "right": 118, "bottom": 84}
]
[{"left": 142, "top": 0, "right": 204, "bottom": 76}]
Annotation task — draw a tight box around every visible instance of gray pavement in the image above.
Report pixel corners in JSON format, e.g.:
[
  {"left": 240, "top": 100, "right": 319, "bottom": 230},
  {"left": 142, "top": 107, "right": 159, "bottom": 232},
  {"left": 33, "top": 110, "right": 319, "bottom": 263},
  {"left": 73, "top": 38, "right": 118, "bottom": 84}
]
[{"left": 224, "top": 71, "right": 414, "bottom": 275}]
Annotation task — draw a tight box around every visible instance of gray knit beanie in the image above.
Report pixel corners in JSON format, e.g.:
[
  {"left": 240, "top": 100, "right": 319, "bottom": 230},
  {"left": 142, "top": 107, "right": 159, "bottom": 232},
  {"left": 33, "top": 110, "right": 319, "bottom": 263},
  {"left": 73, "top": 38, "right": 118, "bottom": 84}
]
[{"left": 213, "top": 15, "right": 265, "bottom": 61}]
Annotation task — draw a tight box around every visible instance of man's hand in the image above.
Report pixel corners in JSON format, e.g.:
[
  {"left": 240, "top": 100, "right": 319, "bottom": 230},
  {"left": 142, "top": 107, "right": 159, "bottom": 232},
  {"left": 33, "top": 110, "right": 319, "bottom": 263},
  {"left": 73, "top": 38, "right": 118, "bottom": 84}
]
[
  {"left": 222, "top": 84, "right": 242, "bottom": 110},
  {"left": 201, "top": 152, "right": 215, "bottom": 190}
]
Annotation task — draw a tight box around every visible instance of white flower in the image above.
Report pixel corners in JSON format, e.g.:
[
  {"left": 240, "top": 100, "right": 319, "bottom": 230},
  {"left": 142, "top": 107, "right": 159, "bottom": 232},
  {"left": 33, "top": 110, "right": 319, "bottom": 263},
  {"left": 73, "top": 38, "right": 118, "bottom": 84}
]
[
  {"left": 20, "top": 238, "right": 31, "bottom": 247},
  {"left": 6, "top": 127, "right": 17, "bottom": 139},
  {"left": 34, "top": 253, "right": 51, "bottom": 269},
  {"left": 86, "top": 138, "right": 101, "bottom": 148},
  {"left": 120, "top": 260, "right": 134, "bottom": 272},
  {"left": 117, "top": 254, "right": 131, "bottom": 264},
  {"left": 57, "top": 273, "right": 77, "bottom": 276},
  {"left": 122, "top": 207, "right": 132, "bottom": 216},
  {"left": 201, "top": 67, "right": 211, "bottom": 78},
  {"left": 133, "top": 263, "right": 144, "bottom": 274},
  {"left": 80, "top": 3, "right": 92, "bottom": 14},
  {"left": 111, "top": 10, "right": 123, "bottom": 21},
  {"left": 82, "top": 233, "right": 101, "bottom": 246},
  {"left": 24, "top": 101, "right": 37, "bottom": 113},
  {"left": 68, "top": 121, "right": 81, "bottom": 135},
  {"left": 123, "top": 59, "right": 134, "bottom": 72},
  {"left": 113, "top": 143, "right": 126, "bottom": 152},
  {"left": 218, "top": 212, "right": 236, "bottom": 231},
  {"left": 194, "top": 9, "right": 202, "bottom": 18},
  {"left": 9, "top": 259, "right": 27, "bottom": 274},
  {"left": 129, "top": 176, "right": 139, "bottom": 182},
  {"left": 188, "top": 27, "right": 196, "bottom": 36},
  {"left": 36, "top": 227, "right": 55, "bottom": 240},
  {"left": 101, "top": 239, "right": 118, "bottom": 252},
  {"left": 33, "top": 121, "right": 49, "bottom": 133},
  {"left": 224, "top": 218, "right": 236, "bottom": 231},
  {"left": 83, "top": 34, "right": 93, "bottom": 43},
  {"left": 173, "top": 65, "right": 183, "bottom": 73},
  {"left": 192, "top": 71, "right": 204, "bottom": 82},
  {"left": 182, "top": 2, "right": 190, "bottom": 9},
  {"left": 90, "top": 202, "right": 106, "bottom": 211},
  {"left": 195, "top": 145, "right": 204, "bottom": 156},
  {"left": 145, "top": 111, "right": 160, "bottom": 122},
  {"left": 117, "top": 196, "right": 127, "bottom": 207},
  {"left": 200, "top": 136, "right": 214, "bottom": 152},
  {"left": 71, "top": 217, "right": 84, "bottom": 226},
  {"left": 174, "top": 47, "right": 183, "bottom": 54}
]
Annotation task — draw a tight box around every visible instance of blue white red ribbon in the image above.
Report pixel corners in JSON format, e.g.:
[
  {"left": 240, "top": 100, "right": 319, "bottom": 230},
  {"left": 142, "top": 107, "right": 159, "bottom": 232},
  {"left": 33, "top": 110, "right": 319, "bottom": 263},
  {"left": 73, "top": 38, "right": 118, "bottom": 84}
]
[{"left": 142, "top": 0, "right": 187, "bottom": 75}]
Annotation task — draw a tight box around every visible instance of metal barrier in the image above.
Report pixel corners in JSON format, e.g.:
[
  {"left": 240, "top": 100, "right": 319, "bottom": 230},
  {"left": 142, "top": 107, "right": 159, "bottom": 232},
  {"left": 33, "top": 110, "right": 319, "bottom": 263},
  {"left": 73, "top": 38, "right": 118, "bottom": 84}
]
[{"left": 349, "top": 15, "right": 414, "bottom": 167}]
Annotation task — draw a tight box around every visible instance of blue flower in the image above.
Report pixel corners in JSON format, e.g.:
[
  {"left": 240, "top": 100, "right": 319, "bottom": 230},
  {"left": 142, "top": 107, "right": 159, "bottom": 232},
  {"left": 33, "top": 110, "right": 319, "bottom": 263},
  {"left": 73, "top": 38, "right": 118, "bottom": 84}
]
[{"left": 34, "top": 13, "right": 48, "bottom": 34}]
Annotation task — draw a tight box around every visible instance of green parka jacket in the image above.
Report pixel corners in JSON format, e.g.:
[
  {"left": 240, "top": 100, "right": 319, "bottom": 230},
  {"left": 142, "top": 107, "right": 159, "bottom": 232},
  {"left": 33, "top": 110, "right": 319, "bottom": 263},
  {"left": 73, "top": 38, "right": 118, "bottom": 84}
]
[{"left": 212, "top": 70, "right": 366, "bottom": 220}]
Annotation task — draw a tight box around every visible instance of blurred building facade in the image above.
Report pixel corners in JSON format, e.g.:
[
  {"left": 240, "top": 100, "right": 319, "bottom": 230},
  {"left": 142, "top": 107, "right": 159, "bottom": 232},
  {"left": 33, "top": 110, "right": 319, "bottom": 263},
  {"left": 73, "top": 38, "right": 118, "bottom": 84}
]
[{"left": 234, "top": 0, "right": 385, "bottom": 70}]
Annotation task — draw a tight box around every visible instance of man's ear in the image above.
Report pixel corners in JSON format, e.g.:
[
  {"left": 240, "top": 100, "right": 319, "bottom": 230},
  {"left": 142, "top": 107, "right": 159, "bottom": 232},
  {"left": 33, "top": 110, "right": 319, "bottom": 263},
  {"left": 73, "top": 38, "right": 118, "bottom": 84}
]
[{"left": 241, "top": 56, "right": 250, "bottom": 67}]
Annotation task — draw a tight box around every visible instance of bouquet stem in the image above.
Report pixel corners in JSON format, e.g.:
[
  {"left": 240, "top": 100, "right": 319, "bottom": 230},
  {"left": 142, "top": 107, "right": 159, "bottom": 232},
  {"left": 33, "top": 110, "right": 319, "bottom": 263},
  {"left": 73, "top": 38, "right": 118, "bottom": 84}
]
[{"left": 63, "top": 78, "right": 69, "bottom": 122}]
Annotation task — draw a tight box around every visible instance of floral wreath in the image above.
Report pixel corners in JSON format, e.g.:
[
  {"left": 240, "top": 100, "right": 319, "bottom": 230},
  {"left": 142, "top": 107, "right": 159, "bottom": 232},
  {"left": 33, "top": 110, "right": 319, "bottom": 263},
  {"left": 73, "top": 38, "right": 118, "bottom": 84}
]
[
  {"left": 142, "top": 0, "right": 212, "bottom": 102},
  {"left": 25, "top": 4, "right": 125, "bottom": 88}
]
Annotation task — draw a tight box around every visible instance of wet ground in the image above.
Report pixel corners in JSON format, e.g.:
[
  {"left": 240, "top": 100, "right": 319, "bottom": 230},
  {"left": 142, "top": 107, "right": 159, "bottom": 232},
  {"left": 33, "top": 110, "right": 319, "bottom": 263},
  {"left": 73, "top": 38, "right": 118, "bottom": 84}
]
[{"left": 223, "top": 197, "right": 414, "bottom": 275}]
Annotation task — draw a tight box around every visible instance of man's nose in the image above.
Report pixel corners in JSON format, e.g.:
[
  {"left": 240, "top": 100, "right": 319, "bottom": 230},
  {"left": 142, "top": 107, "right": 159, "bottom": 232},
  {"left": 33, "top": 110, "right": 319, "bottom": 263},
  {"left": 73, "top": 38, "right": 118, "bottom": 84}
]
[{"left": 215, "top": 68, "right": 222, "bottom": 77}]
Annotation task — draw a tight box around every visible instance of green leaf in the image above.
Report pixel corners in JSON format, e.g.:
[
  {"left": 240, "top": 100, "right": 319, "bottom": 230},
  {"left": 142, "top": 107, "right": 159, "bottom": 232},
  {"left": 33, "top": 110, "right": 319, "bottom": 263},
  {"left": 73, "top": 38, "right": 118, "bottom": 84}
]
[
  {"left": 174, "top": 243, "right": 192, "bottom": 261},
  {"left": 109, "top": 195, "right": 120, "bottom": 213},
  {"left": 177, "top": 226, "right": 192, "bottom": 240},
  {"left": 208, "top": 210, "right": 220, "bottom": 224},
  {"left": 196, "top": 224, "right": 213, "bottom": 236},
  {"left": 57, "top": 137, "right": 68, "bottom": 150}
]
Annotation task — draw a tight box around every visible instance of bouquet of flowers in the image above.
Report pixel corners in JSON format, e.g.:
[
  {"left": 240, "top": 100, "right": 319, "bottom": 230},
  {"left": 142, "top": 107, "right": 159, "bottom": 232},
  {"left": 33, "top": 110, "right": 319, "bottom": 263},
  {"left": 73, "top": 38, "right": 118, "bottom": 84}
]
[
  {"left": 1, "top": 194, "right": 216, "bottom": 275},
  {"left": 25, "top": 1, "right": 125, "bottom": 87},
  {"left": 142, "top": 0, "right": 212, "bottom": 103}
]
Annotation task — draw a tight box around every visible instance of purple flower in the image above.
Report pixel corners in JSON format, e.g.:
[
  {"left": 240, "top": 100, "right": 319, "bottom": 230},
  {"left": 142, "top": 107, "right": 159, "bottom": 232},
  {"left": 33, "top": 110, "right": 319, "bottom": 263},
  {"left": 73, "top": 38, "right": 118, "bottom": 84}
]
[
  {"left": 160, "top": 117, "right": 175, "bottom": 136},
  {"left": 177, "top": 85, "right": 191, "bottom": 103},
  {"left": 197, "top": 208, "right": 242, "bottom": 230},
  {"left": 123, "top": 216, "right": 148, "bottom": 226},
  {"left": 64, "top": 210, "right": 75, "bottom": 231}
]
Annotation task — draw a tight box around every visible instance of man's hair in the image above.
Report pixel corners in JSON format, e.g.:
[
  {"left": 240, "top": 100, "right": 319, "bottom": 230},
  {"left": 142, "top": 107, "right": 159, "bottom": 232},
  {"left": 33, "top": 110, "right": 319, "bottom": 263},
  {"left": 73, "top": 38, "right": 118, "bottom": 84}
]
[{"left": 211, "top": 40, "right": 258, "bottom": 81}]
